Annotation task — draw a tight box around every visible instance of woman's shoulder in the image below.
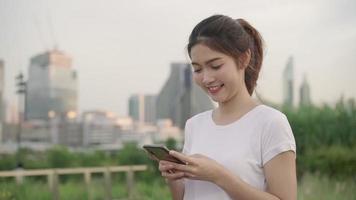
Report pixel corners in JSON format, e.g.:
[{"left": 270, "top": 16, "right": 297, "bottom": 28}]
[
  {"left": 255, "top": 105, "right": 293, "bottom": 132},
  {"left": 187, "top": 109, "right": 213, "bottom": 124},
  {"left": 252, "top": 104, "right": 289, "bottom": 126},
  {"left": 258, "top": 105, "right": 286, "bottom": 118}
]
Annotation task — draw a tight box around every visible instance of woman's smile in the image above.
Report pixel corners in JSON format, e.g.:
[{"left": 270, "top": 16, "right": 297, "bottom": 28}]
[{"left": 207, "top": 83, "right": 224, "bottom": 95}]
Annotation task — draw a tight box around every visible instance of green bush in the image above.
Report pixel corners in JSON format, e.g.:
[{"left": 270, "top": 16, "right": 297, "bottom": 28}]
[
  {"left": 0, "top": 155, "right": 16, "bottom": 170},
  {"left": 298, "top": 145, "right": 356, "bottom": 179},
  {"left": 282, "top": 99, "right": 356, "bottom": 178}
]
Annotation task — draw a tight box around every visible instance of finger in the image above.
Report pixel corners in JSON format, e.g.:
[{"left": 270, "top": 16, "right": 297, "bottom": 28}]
[
  {"left": 159, "top": 163, "right": 175, "bottom": 172},
  {"left": 169, "top": 151, "right": 195, "bottom": 165},
  {"left": 162, "top": 171, "right": 185, "bottom": 180},
  {"left": 171, "top": 163, "right": 195, "bottom": 174},
  {"left": 191, "top": 154, "right": 205, "bottom": 158},
  {"left": 167, "top": 169, "right": 176, "bottom": 174},
  {"left": 160, "top": 160, "right": 178, "bottom": 165},
  {"left": 183, "top": 172, "right": 197, "bottom": 179}
]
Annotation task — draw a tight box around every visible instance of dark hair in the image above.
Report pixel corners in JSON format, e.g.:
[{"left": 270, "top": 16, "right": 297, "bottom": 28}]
[{"left": 187, "top": 15, "right": 264, "bottom": 95}]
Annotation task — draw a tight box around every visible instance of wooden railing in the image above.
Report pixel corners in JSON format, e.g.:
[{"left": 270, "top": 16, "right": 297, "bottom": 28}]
[{"left": 0, "top": 165, "right": 147, "bottom": 200}]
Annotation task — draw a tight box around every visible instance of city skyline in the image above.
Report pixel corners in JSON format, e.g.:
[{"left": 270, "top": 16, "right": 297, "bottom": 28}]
[{"left": 0, "top": 0, "right": 355, "bottom": 116}]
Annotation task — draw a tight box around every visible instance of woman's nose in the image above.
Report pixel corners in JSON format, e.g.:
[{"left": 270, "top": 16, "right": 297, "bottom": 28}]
[{"left": 202, "top": 71, "right": 215, "bottom": 85}]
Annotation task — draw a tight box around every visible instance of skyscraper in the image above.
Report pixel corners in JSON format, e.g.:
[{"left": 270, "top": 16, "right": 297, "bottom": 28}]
[
  {"left": 0, "top": 60, "right": 4, "bottom": 121},
  {"left": 283, "top": 56, "right": 294, "bottom": 107},
  {"left": 299, "top": 74, "right": 311, "bottom": 107},
  {"left": 25, "top": 50, "right": 78, "bottom": 120},
  {"left": 0, "top": 60, "right": 4, "bottom": 143},
  {"left": 156, "top": 62, "right": 214, "bottom": 129},
  {"left": 129, "top": 94, "right": 145, "bottom": 123},
  {"left": 128, "top": 94, "right": 157, "bottom": 124},
  {"left": 144, "top": 95, "right": 157, "bottom": 124}
]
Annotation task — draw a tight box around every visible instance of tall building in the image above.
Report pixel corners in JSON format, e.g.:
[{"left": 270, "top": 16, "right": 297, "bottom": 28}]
[
  {"left": 0, "top": 60, "right": 4, "bottom": 143},
  {"left": 0, "top": 60, "right": 4, "bottom": 118},
  {"left": 299, "top": 74, "right": 311, "bottom": 107},
  {"left": 156, "top": 62, "right": 214, "bottom": 129},
  {"left": 128, "top": 94, "right": 157, "bottom": 124},
  {"left": 129, "top": 94, "right": 144, "bottom": 123},
  {"left": 25, "top": 50, "right": 78, "bottom": 120},
  {"left": 283, "top": 56, "right": 294, "bottom": 107},
  {"left": 144, "top": 95, "right": 157, "bottom": 124}
]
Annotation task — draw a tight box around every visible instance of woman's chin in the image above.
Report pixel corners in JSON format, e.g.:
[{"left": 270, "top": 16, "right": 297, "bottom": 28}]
[{"left": 210, "top": 96, "right": 225, "bottom": 103}]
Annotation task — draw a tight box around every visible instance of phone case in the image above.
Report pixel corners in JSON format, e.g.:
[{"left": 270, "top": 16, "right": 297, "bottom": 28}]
[{"left": 143, "top": 145, "right": 185, "bottom": 164}]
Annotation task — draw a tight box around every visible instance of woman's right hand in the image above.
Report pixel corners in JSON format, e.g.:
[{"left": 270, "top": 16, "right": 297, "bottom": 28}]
[
  {"left": 159, "top": 160, "right": 185, "bottom": 200},
  {"left": 159, "top": 160, "right": 185, "bottom": 181}
]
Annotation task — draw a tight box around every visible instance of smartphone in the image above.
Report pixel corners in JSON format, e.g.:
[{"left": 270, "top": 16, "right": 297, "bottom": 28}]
[{"left": 142, "top": 145, "right": 185, "bottom": 164}]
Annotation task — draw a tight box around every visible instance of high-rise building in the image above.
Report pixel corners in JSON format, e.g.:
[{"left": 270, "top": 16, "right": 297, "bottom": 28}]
[
  {"left": 128, "top": 94, "right": 157, "bottom": 124},
  {"left": 156, "top": 62, "right": 214, "bottom": 129},
  {"left": 0, "top": 60, "right": 4, "bottom": 143},
  {"left": 25, "top": 50, "right": 78, "bottom": 120},
  {"left": 129, "top": 94, "right": 144, "bottom": 123},
  {"left": 0, "top": 60, "right": 4, "bottom": 118},
  {"left": 283, "top": 56, "right": 294, "bottom": 107},
  {"left": 299, "top": 74, "right": 311, "bottom": 107},
  {"left": 144, "top": 95, "right": 157, "bottom": 124}
]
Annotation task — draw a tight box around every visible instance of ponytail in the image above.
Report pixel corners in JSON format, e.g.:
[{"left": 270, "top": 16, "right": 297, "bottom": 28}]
[{"left": 237, "top": 18, "right": 264, "bottom": 95}]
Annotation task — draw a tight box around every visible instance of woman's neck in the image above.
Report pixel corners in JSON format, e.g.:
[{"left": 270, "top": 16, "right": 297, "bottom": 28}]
[{"left": 214, "top": 88, "right": 259, "bottom": 123}]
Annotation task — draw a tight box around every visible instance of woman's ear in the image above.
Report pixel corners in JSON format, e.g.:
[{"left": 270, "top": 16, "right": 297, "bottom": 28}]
[{"left": 239, "top": 49, "right": 251, "bottom": 69}]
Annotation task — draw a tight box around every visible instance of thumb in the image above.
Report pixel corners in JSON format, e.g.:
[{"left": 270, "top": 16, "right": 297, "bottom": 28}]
[{"left": 169, "top": 151, "right": 194, "bottom": 165}]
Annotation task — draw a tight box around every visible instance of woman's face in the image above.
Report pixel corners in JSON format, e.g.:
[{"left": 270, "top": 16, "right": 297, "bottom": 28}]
[{"left": 190, "top": 44, "right": 246, "bottom": 104}]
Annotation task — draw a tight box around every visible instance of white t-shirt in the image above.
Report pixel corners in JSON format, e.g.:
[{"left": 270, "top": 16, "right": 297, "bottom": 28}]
[{"left": 182, "top": 105, "right": 296, "bottom": 200}]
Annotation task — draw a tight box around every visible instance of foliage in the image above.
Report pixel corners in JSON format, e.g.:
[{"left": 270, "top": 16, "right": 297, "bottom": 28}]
[
  {"left": 165, "top": 137, "right": 178, "bottom": 150},
  {"left": 0, "top": 154, "right": 16, "bottom": 170},
  {"left": 0, "top": 173, "right": 355, "bottom": 200},
  {"left": 298, "top": 145, "right": 356, "bottom": 179},
  {"left": 0, "top": 100, "right": 355, "bottom": 181},
  {"left": 298, "top": 173, "right": 356, "bottom": 200},
  {"left": 116, "top": 142, "right": 149, "bottom": 165},
  {"left": 47, "top": 146, "right": 76, "bottom": 168},
  {"left": 281, "top": 99, "right": 356, "bottom": 178}
]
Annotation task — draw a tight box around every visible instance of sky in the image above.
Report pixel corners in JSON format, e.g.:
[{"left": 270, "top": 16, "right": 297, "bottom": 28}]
[{"left": 0, "top": 0, "right": 355, "bottom": 116}]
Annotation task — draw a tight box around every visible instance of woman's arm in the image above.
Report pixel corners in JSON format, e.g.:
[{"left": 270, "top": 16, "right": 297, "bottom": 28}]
[
  {"left": 166, "top": 179, "right": 184, "bottom": 200},
  {"left": 159, "top": 160, "right": 185, "bottom": 200},
  {"left": 216, "top": 151, "right": 296, "bottom": 200},
  {"left": 170, "top": 151, "right": 296, "bottom": 200}
]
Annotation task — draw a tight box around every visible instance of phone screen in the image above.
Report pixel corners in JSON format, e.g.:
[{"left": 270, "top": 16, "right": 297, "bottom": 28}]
[{"left": 143, "top": 145, "right": 185, "bottom": 164}]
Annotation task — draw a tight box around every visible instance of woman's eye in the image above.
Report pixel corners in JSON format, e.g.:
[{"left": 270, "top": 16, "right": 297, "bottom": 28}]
[
  {"left": 193, "top": 68, "right": 202, "bottom": 73},
  {"left": 211, "top": 64, "right": 222, "bottom": 69}
]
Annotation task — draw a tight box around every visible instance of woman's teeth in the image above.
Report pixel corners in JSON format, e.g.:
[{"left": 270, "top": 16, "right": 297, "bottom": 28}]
[{"left": 208, "top": 84, "right": 224, "bottom": 93}]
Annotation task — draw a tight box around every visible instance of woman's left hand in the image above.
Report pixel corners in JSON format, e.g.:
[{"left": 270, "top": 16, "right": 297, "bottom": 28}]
[{"left": 168, "top": 151, "right": 227, "bottom": 183}]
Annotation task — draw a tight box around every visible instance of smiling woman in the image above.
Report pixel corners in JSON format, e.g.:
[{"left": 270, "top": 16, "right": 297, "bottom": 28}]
[{"left": 157, "top": 14, "right": 297, "bottom": 200}]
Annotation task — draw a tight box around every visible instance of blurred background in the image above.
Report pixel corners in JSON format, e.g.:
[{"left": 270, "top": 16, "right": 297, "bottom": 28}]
[{"left": 0, "top": 0, "right": 355, "bottom": 199}]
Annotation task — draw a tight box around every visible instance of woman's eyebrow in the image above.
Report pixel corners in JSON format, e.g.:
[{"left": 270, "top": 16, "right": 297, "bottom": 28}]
[{"left": 191, "top": 57, "right": 222, "bottom": 66}]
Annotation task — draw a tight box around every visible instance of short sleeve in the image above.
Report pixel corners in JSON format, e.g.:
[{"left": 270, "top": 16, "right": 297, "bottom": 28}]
[
  {"left": 261, "top": 114, "right": 296, "bottom": 166},
  {"left": 182, "top": 118, "right": 193, "bottom": 154}
]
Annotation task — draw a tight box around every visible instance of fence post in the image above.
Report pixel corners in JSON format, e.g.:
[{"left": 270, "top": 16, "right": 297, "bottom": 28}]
[
  {"left": 104, "top": 167, "right": 112, "bottom": 200},
  {"left": 126, "top": 167, "right": 134, "bottom": 199},
  {"left": 49, "top": 170, "right": 59, "bottom": 200},
  {"left": 84, "top": 170, "right": 92, "bottom": 200},
  {"left": 48, "top": 171, "right": 52, "bottom": 190},
  {"left": 15, "top": 168, "right": 24, "bottom": 185}
]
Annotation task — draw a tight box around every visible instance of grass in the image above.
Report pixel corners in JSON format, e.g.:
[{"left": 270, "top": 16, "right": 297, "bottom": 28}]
[
  {"left": 0, "top": 173, "right": 355, "bottom": 200},
  {"left": 298, "top": 173, "right": 356, "bottom": 200},
  {"left": 0, "top": 176, "right": 169, "bottom": 200}
]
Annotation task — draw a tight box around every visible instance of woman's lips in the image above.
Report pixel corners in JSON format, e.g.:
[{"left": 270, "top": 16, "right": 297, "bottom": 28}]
[{"left": 207, "top": 84, "right": 224, "bottom": 94}]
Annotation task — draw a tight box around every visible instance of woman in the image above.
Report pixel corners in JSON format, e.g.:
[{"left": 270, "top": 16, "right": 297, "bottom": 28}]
[{"left": 159, "top": 14, "right": 297, "bottom": 200}]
